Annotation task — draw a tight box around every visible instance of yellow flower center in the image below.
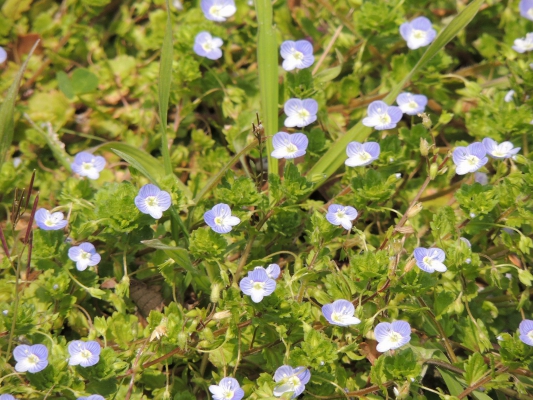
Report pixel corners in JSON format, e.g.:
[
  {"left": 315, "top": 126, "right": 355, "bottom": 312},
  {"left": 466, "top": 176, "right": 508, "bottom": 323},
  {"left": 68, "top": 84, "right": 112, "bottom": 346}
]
[
  {"left": 466, "top": 155, "right": 479, "bottom": 166},
  {"left": 413, "top": 29, "right": 426, "bottom": 39},
  {"left": 293, "top": 50, "right": 304, "bottom": 60},
  {"left": 209, "top": 5, "right": 222, "bottom": 16},
  {"left": 285, "top": 143, "right": 298, "bottom": 154},
  {"left": 146, "top": 196, "right": 158, "bottom": 207},
  {"left": 82, "top": 162, "right": 93, "bottom": 170}
]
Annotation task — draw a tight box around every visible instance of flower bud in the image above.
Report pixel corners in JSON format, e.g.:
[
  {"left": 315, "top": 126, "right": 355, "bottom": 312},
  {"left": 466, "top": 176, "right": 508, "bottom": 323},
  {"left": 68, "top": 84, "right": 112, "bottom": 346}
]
[
  {"left": 512, "top": 154, "right": 528, "bottom": 165},
  {"left": 429, "top": 163, "right": 438, "bottom": 180},
  {"left": 212, "top": 310, "right": 231, "bottom": 320},
  {"left": 420, "top": 138, "right": 429, "bottom": 157},
  {"left": 406, "top": 202, "right": 423, "bottom": 218},
  {"left": 210, "top": 282, "right": 221, "bottom": 303}
]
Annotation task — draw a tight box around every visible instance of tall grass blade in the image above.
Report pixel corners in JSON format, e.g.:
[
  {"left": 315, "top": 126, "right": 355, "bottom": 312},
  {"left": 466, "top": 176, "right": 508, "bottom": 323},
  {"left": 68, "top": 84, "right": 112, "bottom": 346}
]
[
  {"left": 0, "top": 41, "right": 40, "bottom": 168},
  {"left": 307, "top": 0, "right": 484, "bottom": 184},
  {"left": 255, "top": 0, "right": 279, "bottom": 178}
]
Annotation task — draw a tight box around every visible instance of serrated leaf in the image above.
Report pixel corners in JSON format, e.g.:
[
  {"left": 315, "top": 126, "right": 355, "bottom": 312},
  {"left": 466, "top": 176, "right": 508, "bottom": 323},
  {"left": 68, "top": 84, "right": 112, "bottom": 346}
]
[{"left": 464, "top": 352, "right": 488, "bottom": 386}]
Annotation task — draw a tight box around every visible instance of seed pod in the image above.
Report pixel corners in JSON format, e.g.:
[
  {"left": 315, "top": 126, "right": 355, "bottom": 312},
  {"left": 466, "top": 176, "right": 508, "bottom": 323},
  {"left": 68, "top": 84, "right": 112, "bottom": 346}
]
[
  {"left": 406, "top": 202, "right": 423, "bottom": 218},
  {"left": 210, "top": 282, "right": 221, "bottom": 303},
  {"left": 429, "top": 163, "right": 438, "bottom": 180},
  {"left": 420, "top": 138, "right": 429, "bottom": 157}
]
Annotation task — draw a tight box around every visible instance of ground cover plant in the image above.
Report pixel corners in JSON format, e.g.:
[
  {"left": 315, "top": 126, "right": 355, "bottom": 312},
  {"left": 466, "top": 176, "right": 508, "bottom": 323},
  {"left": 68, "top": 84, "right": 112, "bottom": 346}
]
[{"left": 1, "top": 0, "right": 533, "bottom": 398}]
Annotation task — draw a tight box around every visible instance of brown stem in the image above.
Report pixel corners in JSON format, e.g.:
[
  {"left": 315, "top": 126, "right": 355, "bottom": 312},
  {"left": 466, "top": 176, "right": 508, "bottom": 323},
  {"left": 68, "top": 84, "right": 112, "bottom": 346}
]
[{"left": 458, "top": 366, "right": 508, "bottom": 399}]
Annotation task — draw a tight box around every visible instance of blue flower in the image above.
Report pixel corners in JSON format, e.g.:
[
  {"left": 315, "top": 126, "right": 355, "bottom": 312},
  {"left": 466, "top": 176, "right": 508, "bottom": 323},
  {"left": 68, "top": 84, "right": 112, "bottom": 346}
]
[
  {"left": 0, "top": 46, "right": 6, "bottom": 64},
  {"left": 284, "top": 98, "right": 318, "bottom": 128},
  {"left": 519, "top": 319, "right": 533, "bottom": 346},
  {"left": 0, "top": 395, "right": 16, "bottom": 400},
  {"left": 204, "top": 203, "right": 241, "bottom": 233},
  {"left": 374, "top": 321, "right": 411, "bottom": 352},
  {"left": 208, "top": 377, "right": 244, "bottom": 400},
  {"left": 134, "top": 184, "right": 172, "bottom": 219},
  {"left": 520, "top": 0, "right": 533, "bottom": 20},
  {"left": 273, "top": 365, "right": 311, "bottom": 398},
  {"left": 414, "top": 247, "right": 447, "bottom": 273},
  {"left": 13, "top": 344, "right": 48, "bottom": 373},
  {"left": 193, "top": 32, "right": 223, "bottom": 60},
  {"left": 326, "top": 204, "right": 358, "bottom": 230},
  {"left": 482, "top": 138, "right": 520, "bottom": 160},
  {"left": 322, "top": 299, "right": 361, "bottom": 327},
  {"left": 68, "top": 340, "right": 101, "bottom": 367},
  {"left": 77, "top": 396, "right": 105, "bottom": 400},
  {"left": 396, "top": 92, "right": 428, "bottom": 115},
  {"left": 362, "top": 101, "right": 403, "bottom": 130},
  {"left": 452, "top": 143, "right": 488, "bottom": 175},
  {"left": 345, "top": 141, "right": 380, "bottom": 167},
  {"left": 474, "top": 172, "right": 488, "bottom": 185},
  {"left": 201, "top": 0, "right": 236, "bottom": 22},
  {"left": 68, "top": 243, "right": 101, "bottom": 271},
  {"left": 35, "top": 208, "right": 68, "bottom": 231},
  {"left": 271, "top": 131, "right": 308, "bottom": 159},
  {"left": 504, "top": 89, "right": 515, "bottom": 103},
  {"left": 71, "top": 152, "right": 106, "bottom": 180},
  {"left": 265, "top": 263, "right": 280, "bottom": 279},
  {"left": 399, "top": 17, "right": 437, "bottom": 50},
  {"left": 280, "top": 40, "right": 314, "bottom": 71},
  {"left": 239, "top": 267, "right": 276, "bottom": 303},
  {"left": 513, "top": 33, "right": 533, "bottom": 53}
]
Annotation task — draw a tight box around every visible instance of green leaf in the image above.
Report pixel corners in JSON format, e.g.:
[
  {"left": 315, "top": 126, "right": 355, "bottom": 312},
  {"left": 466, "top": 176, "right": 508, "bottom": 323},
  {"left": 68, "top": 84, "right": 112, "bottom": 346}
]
[
  {"left": 255, "top": 0, "right": 279, "bottom": 178},
  {"left": 0, "top": 41, "right": 39, "bottom": 167},
  {"left": 158, "top": 0, "right": 173, "bottom": 175},
  {"left": 464, "top": 352, "right": 488, "bottom": 386},
  {"left": 307, "top": 0, "right": 485, "bottom": 187},
  {"left": 57, "top": 71, "right": 74, "bottom": 99},
  {"left": 71, "top": 68, "right": 99, "bottom": 95},
  {"left": 1, "top": 0, "right": 32, "bottom": 20},
  {"left": 437, "top": 367, "right": 464, "bottom": 396},
  {"left": 315, "top": 66, "right": 341, "bottom": 83}
]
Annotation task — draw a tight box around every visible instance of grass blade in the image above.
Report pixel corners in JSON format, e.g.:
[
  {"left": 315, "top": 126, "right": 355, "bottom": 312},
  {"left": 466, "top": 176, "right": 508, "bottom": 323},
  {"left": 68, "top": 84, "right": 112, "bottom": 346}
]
[
  {"left": 255, "top": 0, "right": 279, "bottom": 178},
  {"left": 158, "top": 0, "right": 174, "bottom": 176},
  {"left": 0, "top": 40, "right": 40, "bottom": 168},
  {"left": 307, "top": 0, "right": 485, "bottom": 184}
]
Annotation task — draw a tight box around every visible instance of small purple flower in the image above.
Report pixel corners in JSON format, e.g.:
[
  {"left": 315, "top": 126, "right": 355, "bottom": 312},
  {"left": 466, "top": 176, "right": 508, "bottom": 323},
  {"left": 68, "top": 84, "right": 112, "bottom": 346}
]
[
  {"left": 68, "top": 340, "right": 101, "bottom": 367},
  {"left": 77, "top": 396, "right": 105, "bottom": 400},
  {"left": 68, "top": 243, "right": 101, "bottom": 271},
  {"left": 193, "top": 32, "right": 223, "bottom": 60},
  {"left": 13, "top": 344, "right": 48, "bottom": 373},
  {"left": 0, "top": 46, "right": 7, "bottom": 64},
  {"left": 519, "top": 319, "right": 533, "bottom": 346},
  {"left": 414, "top": 247, "right": 447, "bottom": 273},
  {"left": 345, "top": 141, "right": 380, "bottom": 167},
  {"left": 271, "top": 131, "right": 308, "bottom": 159},
  {"left": 482, "top": 138, "right": 520, "bottom": 160},
  {"left": 474, "top": 172, "right": 488, "bottom": 185},
  {"left": 134, "top": 184, "right": 172, "bottom": 219},
  {"left": 265, "top": 263, "right": 280, "bottom": 279},
  {"left": 239, "top": 267, "right": 276, "bottom": 303},
  {"left": 452, "top": 143, "right": 488, "bottom": 175},
  {"left": 201, "top": 0, "right": 236, "bottom": 22},
  {"left": 280, "top": 40, "right": 314, "bottom": 71},
  {"left": 322, "top": 299, "right": 361, "bottom": 327},
  {"left": 204, "top": 203, "right": 241, "bottom": 233},
  {"left": 399, "top": 17, "right": 437, "bottom": 50},
  {"left": 362, "top": 101, "right": 403, "bottom": 130},
  {"left": 35, "top": 208, "right": 68, "bottom": 231},
  {"left": 71, "top": 152, "right": 106, "bottom": 180},
  {"left": 326, "top": 204, "right": 358, "bottom": 230},
  {"left": 520, "top": 0, "right": 533, "bottom": 20},
  {"left": 513, "top": 33, "right": 533, "bottom": 53},
  {"left": 273, "top": 365, "right": 311, "bottom": 398},
  {"left": 396, "top": 92, "right": 428, "bottom": 115},
  {"left": 0, "top": 395, "right": 16, "bottom": 400},
  {"left": 284, "top": 98, "right": 318, "bottom": 128},
  {"left": 209, "top": 377, "right": 244, "bottom": 400},
  {"left": 374, "top": 321, "right": 411, "bottom": 352}
]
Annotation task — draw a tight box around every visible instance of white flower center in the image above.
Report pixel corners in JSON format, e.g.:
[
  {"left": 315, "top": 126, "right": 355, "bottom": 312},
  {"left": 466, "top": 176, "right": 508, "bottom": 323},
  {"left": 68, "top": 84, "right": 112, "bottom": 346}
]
[
  {"left": 528, "top": 331, "right": 533, "bottom": 340},
  {"left": 492, "top": 149, "right": 507, "bottom": 157},
  {"left": 253, "top": 281, "right": 264, "bottom": 291},
  {"left": 27, "top": 354, "right": 39, "bottom": 366},
  {"left": 408, "top": 101, "right": 418, "bottom": 109},
  {"left": 287, "top": 376, "right": 301, "bottom": 389},
  {"left": 412, "top": 29, "right": 426, "bottom": 40},
  {"left": 222, "top": 389, "right": 234, "bottom": 399},
  {"left": 145, "top": 196, "right": 159, "bottom": 207},
  {"left": 45, "top": 218, "right": 55, "bottom": 227},
  {"left": 292, "top": 50, "right": 304, "bottom": 60},
  {"left": 466, "top": 155, "right": 479, "bottom": 166},
  {"left": 358, "top": 151, "right": 371, "bottom": 161},
  {"left": 528, "top": 8, "right": 533, "bottom": 18},
  {"left": 388, "top": 331, "right": 402, "bottom": 344},
  {"left": 209, "top": 5, "right": 222, "bottom": 16},
  {"left": 331, "top": 312, "right": 344, "bottom": 323},
  {"left": 79, "top": 250, "right": 91, "bottom": 260},
  {"left": 298, "top": 109, "right": 310, "bottom": 119},
  {"left": 335, "top": 211, "right": 346, "bottom": 219},
  {"left": 214, "top": 216, "right": 224, "bottom": 226},
  {"left": 81, "top": 349, "right": 92, "bottom": 360},
  {"left": 201, "top": 40, "right": 214, "bottom": 51},
  {"left": 82, "top": 162, "right": 94, "bottom": 171},
  {"left": 379, "top": 113, "right": 391, "bottom": 124},
  {"left": 423, "top": 256, "right": 433, "bottom": 267},
  {"left": 285, "top": 143, "right": 298, "bottom": 154}
]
